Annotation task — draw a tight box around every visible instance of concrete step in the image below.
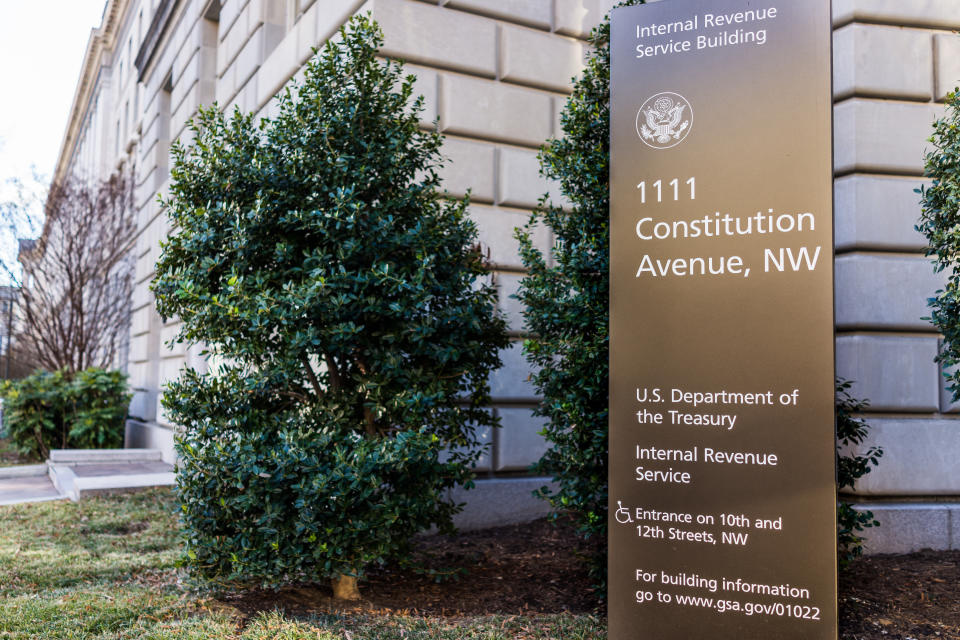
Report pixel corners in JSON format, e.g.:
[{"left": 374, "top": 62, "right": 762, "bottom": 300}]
[
  {"left": 48, "top": 458, "right": 175, "bottom": 502},
  {"left": 0, "top": 450, "right": 176, "bottom": 505},
  {"left": 0, "top": 464, "right": 48, "bottom": 479},
  {"left": 49, "top": 448, "right": 163, "bottom": 464}
]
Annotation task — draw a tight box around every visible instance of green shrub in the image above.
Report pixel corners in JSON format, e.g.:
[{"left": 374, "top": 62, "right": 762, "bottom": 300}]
[
  {"left": 514, "top": 0, "right": 645, "bottom": 592},
  {"left": 918, "top": 89, "right": 960, "bottom": 399},
  {"left": 835, "top": 379, "right": 882, "bottom": 567},
  {"left": 0, "top": 368, "right": 130, "bottom": 459},
  {"left": 152, "top": 15, "right": 508, "bottom": 592},
  {"left": 169, "top": 368, "right": 468, "bottom": 588}
]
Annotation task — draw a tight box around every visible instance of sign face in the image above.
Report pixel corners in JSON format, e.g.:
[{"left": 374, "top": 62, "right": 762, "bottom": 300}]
[{"left": 608, "top": 1, "right": 836, "bottom": 638}]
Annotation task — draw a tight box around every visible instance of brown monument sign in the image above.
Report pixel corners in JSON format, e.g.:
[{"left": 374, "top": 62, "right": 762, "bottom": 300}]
[{"left": 608, "top": 0, "right": 836, "bottom": 638}]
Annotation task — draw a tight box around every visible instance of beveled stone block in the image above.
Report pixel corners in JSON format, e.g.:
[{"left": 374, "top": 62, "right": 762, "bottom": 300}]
[
  {"left": 468, "top": 203, "right": 550, "bottom": 270},
  {"left": 934, "top": 34, "right": 960, "bottom": 102},
  {"left": 844, "top": 418, "right": 960, "bottom": 495},
  {"left": 375, "top": 0, "right": 497, "bottom": 77},
  {"left": 499, "top": 24, "right": 584, "bottom": 93},
  {"left": 497, "top": 145, "right": 564, "bottom": 209},
  {"left": 834, "top": 175, "right": 927, "bottom": 252},
  {"left": 439, "top": 137, "right": 496, "bottom": 202},
  {"left": 439, "top": 73, "right": 553, "bottom": 147},
  {"left": 834, "top": 99, "right": 943, "bottom": 175},
  {"left": 833, "top": 0, "right": 960, "bottom": 29},
  {"left": 445, "top": 0, "right": 552, "bottom": 30},
  {"left": 489, "top": 340, "right": 537, "bottom": 401},
  {"left": 833, "top": 24, "right": 933, "bottom": 101},
  {"left": 835, "top": 254, "right": 942, "bottom": 330},
  {"left": 854, "top": 503, "right": 951, "bottom": 554},
  {"left": 835, "top": 335, "right": 939, "bottom": 411}
]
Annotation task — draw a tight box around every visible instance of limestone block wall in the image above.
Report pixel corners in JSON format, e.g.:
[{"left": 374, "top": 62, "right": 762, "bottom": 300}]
[
  {"left": 57, "top": 0, "right": 960, "bottom": 544},
  {"left": 832, "top": 0, "right": 960, "bottom": 552},
  {"left": 110, "top": 0, "right": 626, "bottom": 526}
]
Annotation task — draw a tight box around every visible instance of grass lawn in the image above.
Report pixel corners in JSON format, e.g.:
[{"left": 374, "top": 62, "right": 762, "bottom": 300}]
[{"left": 0, "top": 489, "right": 605, "bottom": 639}]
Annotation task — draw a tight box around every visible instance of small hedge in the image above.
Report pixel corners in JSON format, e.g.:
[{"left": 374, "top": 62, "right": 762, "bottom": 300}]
[{"left": 0, "top": 368, "right": 131, "bottom": 459}]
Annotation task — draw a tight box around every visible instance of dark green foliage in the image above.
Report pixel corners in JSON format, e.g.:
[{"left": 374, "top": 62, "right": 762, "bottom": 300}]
[
  {"left": 835, "top": 379, "right": 882, "bottom": 568},
  {"left": 0, "top": 368, "right": 130, "bottom": 459},
  {"left": 152, "top": 16, "right": 508, "bottom": 587},
  {"left": 918, "top": 89, "right": 960, "bottom": 399},
  {"left": 169, "top": 369, "right": 468, "bottom": 588},
  {"left": 514, "top": 1, "right": 644, "bottom": 592}
]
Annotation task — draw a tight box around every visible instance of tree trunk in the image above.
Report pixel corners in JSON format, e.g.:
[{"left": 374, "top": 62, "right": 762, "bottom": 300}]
[{"left": 331, "top": 574, "right": 361, "bottom": 600}]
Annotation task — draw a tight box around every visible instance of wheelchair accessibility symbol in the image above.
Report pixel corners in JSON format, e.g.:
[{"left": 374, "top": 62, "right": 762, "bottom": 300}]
[{"left": 615, "top": 501, "right": 633, "bottom": 524}]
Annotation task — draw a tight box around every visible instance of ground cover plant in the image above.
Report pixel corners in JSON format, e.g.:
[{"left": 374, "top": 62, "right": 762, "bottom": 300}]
[{"left": 152, "top": 15, "right": 507, "bottom": 597}]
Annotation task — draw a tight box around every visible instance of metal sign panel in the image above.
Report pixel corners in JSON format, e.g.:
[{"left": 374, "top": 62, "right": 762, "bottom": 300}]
[{"left": 608, "top": 1, "right": 836, "bottom": 638}]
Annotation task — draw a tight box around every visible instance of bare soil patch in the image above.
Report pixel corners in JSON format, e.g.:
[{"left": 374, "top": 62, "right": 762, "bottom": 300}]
[{"left": 218, "top": 517, "right": 960, "bottom": 638}]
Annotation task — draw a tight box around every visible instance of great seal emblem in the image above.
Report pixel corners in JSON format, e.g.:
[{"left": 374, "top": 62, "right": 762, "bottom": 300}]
[{"left": 637, "top": 92, "right": 692, "bottom": 149}]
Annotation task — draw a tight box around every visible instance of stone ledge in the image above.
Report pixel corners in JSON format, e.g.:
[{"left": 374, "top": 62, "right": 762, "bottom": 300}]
[
  {"left": 854, "top": 502, "right": 960, "bottom": 554},
  {"left": 0, "top": 464, "right": 48, "bottom": 479},
  {"left": 125, "top": 420, "right": 177, "bottom": 464},
  {"left": 450, "top": 476, "right": 554, "bottom": 530},
  {"left": 846, "top": 418, "right": 960, "bottom": 495},
  {"left": 835, "top": 335, "right": 940, "bottom": 411},
  {"left": 48, "top": 458, "right": 176, "bottom": 503},
  {"left": 49, "top": 449, "right": 163, "bottom": 464}
]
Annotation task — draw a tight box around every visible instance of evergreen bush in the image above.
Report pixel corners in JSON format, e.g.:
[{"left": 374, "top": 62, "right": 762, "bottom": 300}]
[
  {"left": 0, "top": 368, "right": 130, "bottom": 459},
  {"left": 152, "top": 15, "right": 508, "bottom": 594},
  {"left": 514, "top": 0, "right": 644, "bottom": 592},
  {"left": 918, "top": 89, "right": 960, "bottom": 399}
]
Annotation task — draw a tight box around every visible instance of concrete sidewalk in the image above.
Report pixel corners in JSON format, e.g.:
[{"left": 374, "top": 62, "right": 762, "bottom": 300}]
[
  {"left": 0, "top": 449, "right": 175, "bottom": 505},
  {"left": 0, "top": 465, "right": 62, "bottom": 506}
]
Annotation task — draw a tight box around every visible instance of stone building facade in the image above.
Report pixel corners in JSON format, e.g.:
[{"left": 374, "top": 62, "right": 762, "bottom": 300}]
[
  {"left": 50, "top": 0, "right": 960, "bottom": 547},
  {"left": 833, "top": 1, "right": 960, "bottom": 553}
]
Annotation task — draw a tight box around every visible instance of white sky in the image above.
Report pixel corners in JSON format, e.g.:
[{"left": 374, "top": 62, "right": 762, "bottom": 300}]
[{"left": 0, "top": 1, "right": 109, "bottom": 193}]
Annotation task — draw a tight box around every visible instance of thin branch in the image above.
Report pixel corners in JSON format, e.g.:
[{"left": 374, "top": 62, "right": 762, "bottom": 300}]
[{"left": 301, "top": 355, "right": 324, "bottom": 398}]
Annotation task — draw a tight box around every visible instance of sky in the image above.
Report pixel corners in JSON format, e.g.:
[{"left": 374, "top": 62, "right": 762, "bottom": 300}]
[{"left": 0, "top": 1, "right": 109, "bottom": 195}]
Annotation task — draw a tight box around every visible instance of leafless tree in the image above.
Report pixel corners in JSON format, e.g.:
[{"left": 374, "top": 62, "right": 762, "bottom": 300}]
[{"left": 5, "top": 171, "right": 136, "bottom": 373}]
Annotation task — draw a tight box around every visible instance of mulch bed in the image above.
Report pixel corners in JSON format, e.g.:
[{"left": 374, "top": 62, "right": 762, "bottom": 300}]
[
  {"left": 220, "top": 517, "right": 602, "bottom": 618},
  {"left": 218, "top": 518, "right": 960, "bottom": 638},
  {"left": 840, "top": 549, "right": 960, "bottom": 639}
]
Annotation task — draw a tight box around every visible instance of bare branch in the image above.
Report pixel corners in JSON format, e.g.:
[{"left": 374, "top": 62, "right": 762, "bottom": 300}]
[{"left": 9, "top": 170, "right": 136, "bottom": 374}]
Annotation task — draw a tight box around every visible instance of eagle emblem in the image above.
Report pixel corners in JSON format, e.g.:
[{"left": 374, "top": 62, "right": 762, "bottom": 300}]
[{"left": 636, "top": 92, "right": 692, "bottom": 149}]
